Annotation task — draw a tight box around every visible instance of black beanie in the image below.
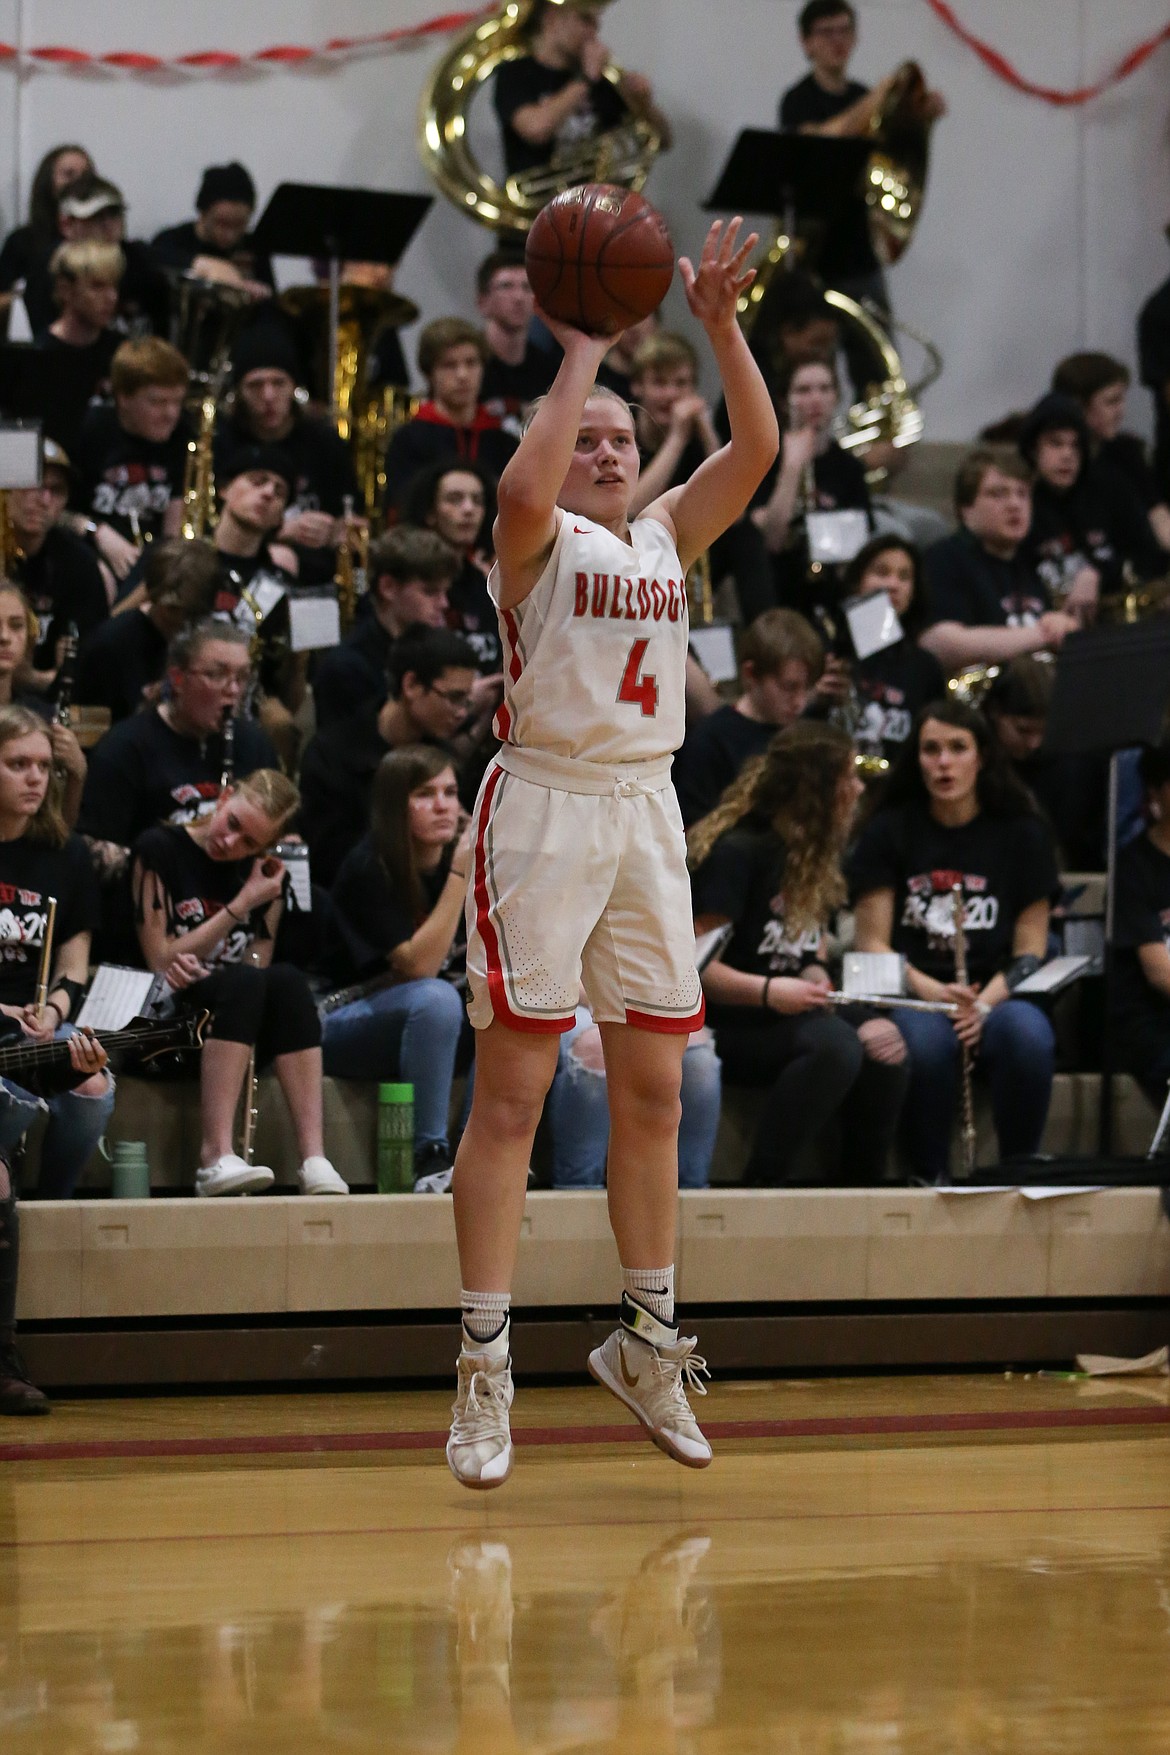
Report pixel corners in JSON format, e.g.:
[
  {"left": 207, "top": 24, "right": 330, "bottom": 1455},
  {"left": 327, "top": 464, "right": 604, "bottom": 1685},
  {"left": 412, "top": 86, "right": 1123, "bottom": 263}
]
[
  {"left": 230, "top": 322, "right": 300, "bottom": 386},
  {"left": 196, "top": 161, "right": 257, "bottom": 213},
  {"left": 220, "top": 443, "right": 297, "bottom": 498}
]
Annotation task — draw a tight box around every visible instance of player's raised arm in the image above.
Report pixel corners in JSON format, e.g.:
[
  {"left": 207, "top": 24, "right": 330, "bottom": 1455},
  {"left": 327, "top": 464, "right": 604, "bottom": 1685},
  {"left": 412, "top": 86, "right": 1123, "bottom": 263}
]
[
  {"left": 492, "top": 322, "right": 612, "bottom": 608},
  {"left": 646, "top": 220, "right": 779, "bottom": 573}
]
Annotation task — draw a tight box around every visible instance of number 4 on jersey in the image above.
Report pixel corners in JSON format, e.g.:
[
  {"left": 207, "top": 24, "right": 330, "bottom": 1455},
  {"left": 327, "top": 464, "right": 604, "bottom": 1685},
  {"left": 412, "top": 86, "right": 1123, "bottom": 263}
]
[{"left": 617, "top": 638, "right": 658, "bottom": 717}]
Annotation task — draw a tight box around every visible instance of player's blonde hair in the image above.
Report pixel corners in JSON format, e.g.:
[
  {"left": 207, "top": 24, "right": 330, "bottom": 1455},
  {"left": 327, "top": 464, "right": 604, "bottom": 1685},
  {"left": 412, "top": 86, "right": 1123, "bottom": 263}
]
[{"left": 521, "top": 381, "right": 633, "bottom": 436}]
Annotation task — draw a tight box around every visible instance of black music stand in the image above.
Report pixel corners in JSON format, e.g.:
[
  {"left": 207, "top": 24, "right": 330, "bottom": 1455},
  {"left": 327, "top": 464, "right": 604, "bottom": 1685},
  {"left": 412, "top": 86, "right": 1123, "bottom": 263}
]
[
  {"left": 1043, "top": 621, "right": 1170, "bottom": 1154},
  {"left": 705, "top": 128, "right": 868, "bottom": 237},
  {"left": 251, "top": 184, "right": 432, "bottom": 412}
]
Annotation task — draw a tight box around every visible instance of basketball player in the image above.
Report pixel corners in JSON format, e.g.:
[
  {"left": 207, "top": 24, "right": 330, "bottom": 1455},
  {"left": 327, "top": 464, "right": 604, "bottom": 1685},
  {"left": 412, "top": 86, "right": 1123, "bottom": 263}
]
[{"left": 446, "top": 218, "right": 779, "bottom": 1488}]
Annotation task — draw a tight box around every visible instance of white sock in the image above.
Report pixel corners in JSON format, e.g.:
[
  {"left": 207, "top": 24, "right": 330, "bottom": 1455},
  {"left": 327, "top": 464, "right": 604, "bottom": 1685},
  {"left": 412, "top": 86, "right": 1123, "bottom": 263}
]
[
  {"left": 461, "top": 1290, "right": 510, "bottom": 1345},
  {"left": 621, "top": 1266, "right": 675, "bottom": 1327}
]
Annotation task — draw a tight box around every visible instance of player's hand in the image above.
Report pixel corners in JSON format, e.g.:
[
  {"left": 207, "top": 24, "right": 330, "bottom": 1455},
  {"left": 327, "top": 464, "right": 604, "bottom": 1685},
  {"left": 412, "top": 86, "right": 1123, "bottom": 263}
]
[
  {"left": 282, "top": 509, "right": 335, "bottom": 549},
  {"left": 952, "top": 992, "right": 987, "bottom": 1049},
  {"left": 68, "top": 1028, "right": 108, "bottom": 1077},
  {"left": 236, "top": 857, "right": 286, "bottom": 911},
  {"left": 667, "top": 392, "right": 708, "bottom": 441},
  {"left": 534, "top": 307, "right": 613, "bottom": 359},
  {"left": 680, "top": 218, "right": 758, "bottom": 337}
]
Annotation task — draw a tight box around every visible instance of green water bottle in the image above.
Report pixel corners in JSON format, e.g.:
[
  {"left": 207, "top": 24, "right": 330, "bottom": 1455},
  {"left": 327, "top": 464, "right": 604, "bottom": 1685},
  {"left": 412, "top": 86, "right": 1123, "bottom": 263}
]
[{"left": 377, "top": 1083, "right": 414, "bottom": 1192}]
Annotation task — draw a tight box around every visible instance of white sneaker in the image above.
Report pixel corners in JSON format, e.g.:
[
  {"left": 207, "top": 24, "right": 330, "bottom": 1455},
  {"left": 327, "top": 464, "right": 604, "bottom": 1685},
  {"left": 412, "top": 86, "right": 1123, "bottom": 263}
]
[
  {"left": 446, "top": 1329, "right": 514, "bottom": 1490},
  {"left": 589, "top": 1323, "right": 712, "bottom": 1468},
  {"left": 298, "top": 1156, "right": 349, "bottom": 1195},
  {"left": 414, "top": 1166, "right": 454, "bottom": 1194},
  {"left": 195, "top": 1155, "right": 275, "bottom": 1198}
]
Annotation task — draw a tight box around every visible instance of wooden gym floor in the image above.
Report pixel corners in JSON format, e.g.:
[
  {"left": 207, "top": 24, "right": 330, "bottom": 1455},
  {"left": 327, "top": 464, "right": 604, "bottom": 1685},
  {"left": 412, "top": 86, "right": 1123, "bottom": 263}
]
[{"left": 2, "top": 1370, "right": 1170, "bottom": 1751}]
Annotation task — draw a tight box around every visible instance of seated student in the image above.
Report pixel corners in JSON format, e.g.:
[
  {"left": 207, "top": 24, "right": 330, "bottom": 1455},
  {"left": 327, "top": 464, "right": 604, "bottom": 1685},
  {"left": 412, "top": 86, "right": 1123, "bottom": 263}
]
[
  {"left": 0, "top": 705, "right": 115, "bottom": 1197},
  {"left": 151, "top": 161, "right": 273, "bottom": 296},
  {"left": 75, "top": 538, "right": 219, "bottom": 723},
  {"left": 1019, "top": 392, "right": 1160, "bottom": 605},
  {"left": 311, "top": 527, "right": 460, "bottom": 731},
  {"left": 752, "top": 356, "right": 871, "bottom": 614},
  {"left": 78, "top": 619, "right": 276, "bottom": 885},
  {"left": 0, "top": 142, "right": 93, "bottom": 321},
  {"left": 690, "top": 721, "right": 907, "bottom": 1185},
  {"left": 0, "top": 581, "right": 86, "bottom": 826},
  {"left": 1051, "top": 351, "right": 1170, "bottom": 554},
  {"left": 2, "top": 461, "right": 109, "bottom": 680},
  {"left": 65, "top": 337, "right": 191, "bottom": 585},
  {"left": 492, "top": 0, "right": 671, "bottom": 182},
  {"left": 382, "top": 319, "right": 518, "bottom": 512},
  {"left": 982, "top": 656, "right": 1107, "bottom": 870},
  {"left": 215, "top": 324, "right": 358, "bottom": 584},
  {"left": 851, "top": 698, "right": 1059, "bottom": 1182},
  {"left": 131, "top": 768, "right": 347, "bottom": 1198},
  {"left": 475, "top": 249, "right": 557, "bottom": 419},
  {"left": 1109, "top": 739, "right": 1170, "bottom": 1112},
  {"left": 323, "top": 745, "right": 473, "bottom": 1193},
  {"left": 28, "top": 173, "right": 167, "bottom": 339},
  {"left": 673, "top": 608, "right": 826, "bottom": 827},
  {"left": 548, "top": 1004, "right": 720, "bottom": 1190},
  {"left": 842, "top": 534, "right": 943, "bottom": 769},
  {"left": 594, "top": 312, "right": 660, "bottom": 401},
  {"left": 299, "top": 626, "right": 479, "bottom": 887},
  {"left": 33, "top": 240, "right": 123, "bottom": 454},
  {"left": 400, "top": 461, "right": 503, "bottom": 677},
  {"left": 920, "top": 448, "right": 1080, "bottom": 673}
]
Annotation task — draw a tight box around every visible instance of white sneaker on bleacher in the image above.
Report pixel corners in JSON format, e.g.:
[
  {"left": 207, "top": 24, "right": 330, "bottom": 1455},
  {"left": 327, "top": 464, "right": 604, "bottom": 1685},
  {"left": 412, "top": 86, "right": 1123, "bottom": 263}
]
[
  {"left": 195, "top": 1154, "right": 275, "bottom": 1197},
  {"left": 446, "top": 1328, "right": 514, "bottom": 1490},
  {"left": 298, "top": 1156, "right": 349, "bottom": 1195}
]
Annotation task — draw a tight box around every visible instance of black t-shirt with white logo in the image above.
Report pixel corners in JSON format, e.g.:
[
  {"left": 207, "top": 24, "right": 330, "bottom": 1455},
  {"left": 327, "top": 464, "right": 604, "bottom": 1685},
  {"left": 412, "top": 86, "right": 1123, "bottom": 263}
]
[
  {"left": 11, "top": 527, "right": 109, "bottom": 670},
  {"left": 131, "top": 821, "right": 268, "bottom": 969},
  {"left": 447, "top": 560, "right": 503, "bottom": 676},
  {"left": 847, "top": 800, "right": 1058, "bottom": 986},
  {"left": 0, "top": 833, "right": 100, "bottom": 1007},
  {"left": 1110, "top": 833, "right": 1170, "bottom": 1049},
  {"left": 493, "top": 56, "right": 628, "bottom": 178},
  {"left": 853, "top": 641, "right": 945, "bottom": 764},
  {"left": 922, "top": 528, "right": 1050, "bottom": 629},
  {"left": 71, "top": 404, "right": 190, "bottom": 546},
  {"left": 215, "top": 413, "right": 359, "bottom": 585}
]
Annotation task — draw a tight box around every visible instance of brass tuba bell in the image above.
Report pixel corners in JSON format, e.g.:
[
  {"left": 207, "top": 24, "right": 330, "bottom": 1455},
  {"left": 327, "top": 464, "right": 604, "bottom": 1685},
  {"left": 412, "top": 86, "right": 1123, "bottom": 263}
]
[{"left": 418, "top": 0, "right": 666, "bottom": 234}]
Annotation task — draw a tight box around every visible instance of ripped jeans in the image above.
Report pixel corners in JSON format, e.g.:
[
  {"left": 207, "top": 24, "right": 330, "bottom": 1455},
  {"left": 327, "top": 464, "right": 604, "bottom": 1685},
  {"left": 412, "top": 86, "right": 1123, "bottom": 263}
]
[
  {"left": 548, "top": 1007, "right": 722, "bottom": 1189},
  {"left": 0, "top": 1025, "right": 116, "bottom": 1199}
]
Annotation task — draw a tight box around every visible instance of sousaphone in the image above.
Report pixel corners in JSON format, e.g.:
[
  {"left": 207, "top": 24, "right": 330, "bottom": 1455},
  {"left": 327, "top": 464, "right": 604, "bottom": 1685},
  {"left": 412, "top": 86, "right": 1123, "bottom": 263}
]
[{"left": 418, "top": 0, "right": 665, "bottom": 233}]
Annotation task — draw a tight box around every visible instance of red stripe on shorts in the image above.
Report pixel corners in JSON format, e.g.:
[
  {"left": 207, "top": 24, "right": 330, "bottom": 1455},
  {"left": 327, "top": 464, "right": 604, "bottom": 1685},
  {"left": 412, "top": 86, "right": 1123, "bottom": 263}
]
[
  {"left": 473, "top": 765, "right": 574, "bottom": 1035},
  {"left": 625, "top": 997, "right": 707, "bottom": 1034}
]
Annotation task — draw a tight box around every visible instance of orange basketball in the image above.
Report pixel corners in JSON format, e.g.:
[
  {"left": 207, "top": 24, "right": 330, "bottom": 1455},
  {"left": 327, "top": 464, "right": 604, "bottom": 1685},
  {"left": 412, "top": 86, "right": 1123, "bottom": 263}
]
[{"left": 525, "top": 183, "right": 674, "bottom": 337}]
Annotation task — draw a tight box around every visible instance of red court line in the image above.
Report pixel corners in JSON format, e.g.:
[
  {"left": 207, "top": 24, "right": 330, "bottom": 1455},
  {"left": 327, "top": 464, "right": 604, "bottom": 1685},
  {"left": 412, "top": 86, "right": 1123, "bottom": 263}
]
[{"left": 1, "top": 1402, "right": 1167, "bottom": 1463}]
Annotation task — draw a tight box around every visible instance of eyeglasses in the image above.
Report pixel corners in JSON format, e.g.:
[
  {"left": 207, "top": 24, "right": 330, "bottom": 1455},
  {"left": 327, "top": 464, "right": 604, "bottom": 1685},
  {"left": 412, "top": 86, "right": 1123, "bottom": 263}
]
[
  {"left": 427, "top": 684, "right": 474, "bottom": 709},
  {"left": 187, "top": 665, "right": 253, "bottom": 689}
]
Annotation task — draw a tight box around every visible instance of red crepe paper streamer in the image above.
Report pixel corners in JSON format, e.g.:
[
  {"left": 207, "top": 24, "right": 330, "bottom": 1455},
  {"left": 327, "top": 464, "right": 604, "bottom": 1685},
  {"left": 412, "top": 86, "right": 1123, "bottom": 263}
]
[
  {"left": 0, "top": 8, "right": 486, "bottom": 77},
  {"left": 923, "top": 0, "right": 1170, "bottom": 107}
]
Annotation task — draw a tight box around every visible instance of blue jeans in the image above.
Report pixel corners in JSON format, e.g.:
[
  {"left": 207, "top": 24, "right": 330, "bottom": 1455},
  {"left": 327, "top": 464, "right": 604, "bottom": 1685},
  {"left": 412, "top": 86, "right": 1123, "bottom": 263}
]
[
  {"left": 322, "top": 978, "right": 465, "bottom": 1151},
  {"left": 0, "top": 1026, "right": 117, "bottom": 1199},
  {"left": 893, "top": 999, "right": 1055, "bottom": 1182},
  {"left": 548, "top": 1009, "right": 722, "bottom": 1189}
]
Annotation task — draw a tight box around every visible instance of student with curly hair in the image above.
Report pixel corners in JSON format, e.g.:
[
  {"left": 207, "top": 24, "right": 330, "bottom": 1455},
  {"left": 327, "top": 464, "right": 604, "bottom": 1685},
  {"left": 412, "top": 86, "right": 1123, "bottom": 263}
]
[{"left": 690, "top": 721, "right": 907, "bottom": 1184}]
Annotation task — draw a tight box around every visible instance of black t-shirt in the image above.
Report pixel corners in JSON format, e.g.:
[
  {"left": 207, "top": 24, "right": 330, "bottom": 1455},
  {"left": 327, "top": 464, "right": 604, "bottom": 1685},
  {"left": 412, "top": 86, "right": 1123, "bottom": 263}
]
[
  {"left": 481, "top": 345, "right": 557, "bottom": 420},
  {"left": 853, "top": 641, "right": 945, "bottom": 764},
  {"left": 1111, "top": 833, "right": 1170, "bottom": 1050},
  {"left": 150, "top": 221, "right": 275, "bottom": 290},
  {"left": 0, "top": 833, "right": 100, "bottom": 1007},
  {"left": 673, "top": 705, "right": 775, "bottom": 829},
  {"left": 71, "top": 404, "right": 191, "bottom": 545},
  {"left": 311, "top": 612, "right": 393, "bottom": 731},
  {"left": 447, "top": 561, "right": 503, "bottom": 676},
  {"left": 758, "top": 441, "right": 871, "bottom": 614},
  {"left": 11, "top": 527, "right": 109, "bottom": 669},
  {"left": 1025, "top": 468, "right": 1158, "bottom": 595},
  {"left": 21, "top": 237, "right": 168, "bottom": 337},
  {"left": 691, "top": 819, "right": 824, "bottom": 1030},
  {"left": 0, "top": 222, "right": 40, "bottom": 292},
  {"left": 847, "top": 801, "right": 1059, "bottom": 986},
  {"left": 382, "top": 407, "right": 517, "bottom": 514},
  {"left": 27, "top": 329, "right": 120, "bottom": 454},
  {"left": 326, "top": 834, "right": 465, "bottom": 987},
  {"left": 215, "top": 412, "right": 358, "bottom": 585},
  {"left": 493, "top": 56, "right": 628, "bottom": 178},
  {"left": 779, "top": 74, "right": 878, "bottom": 281},
  {"left": 75, "top": 609, "right": 168, "bottom": 722},
  {"left": 1099, "top": 433, "right": 1160, "bottom": 512},
  {"left": 922, "top": 528, "right": 1050, "bottom": 628},
  {"left": 132, "top": 822, "right": 268, "bottom": 969},
  {"left": 78, "top": 707, "right": 277, "bottom": 848}
]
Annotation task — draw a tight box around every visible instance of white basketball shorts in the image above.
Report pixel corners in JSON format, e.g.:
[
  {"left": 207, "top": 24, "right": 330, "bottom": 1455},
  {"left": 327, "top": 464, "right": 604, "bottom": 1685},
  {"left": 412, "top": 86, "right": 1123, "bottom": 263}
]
[{"left": 465, "top": 745, "right": 705, "bottom": 1035}]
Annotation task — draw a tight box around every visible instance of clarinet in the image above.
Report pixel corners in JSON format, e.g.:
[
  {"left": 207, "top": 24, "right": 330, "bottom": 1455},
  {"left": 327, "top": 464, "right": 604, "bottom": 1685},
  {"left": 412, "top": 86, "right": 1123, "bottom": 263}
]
[
  {"left": 951, "top": 883, "right": 978, "bottom": 1175},
  {"left": 53, "top": 622, "right": 79, "bottom": 728},
  {"left": 218, "top": 707, "right": 235, "bottom": 795}
]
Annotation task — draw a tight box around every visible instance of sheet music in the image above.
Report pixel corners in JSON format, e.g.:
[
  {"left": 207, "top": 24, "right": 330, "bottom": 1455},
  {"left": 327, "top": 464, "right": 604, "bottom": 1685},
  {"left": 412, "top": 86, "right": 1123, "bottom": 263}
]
[
  {"left": 288, "top": 593, "right": 342, "bottom": 652},
  {"left": 841, "top": 952, "right": 905, "bottom": 998},
  {"left": 1013, "top": 954, "right": 1094, "bottom": 995},
  {"left": 76, "top": 965, "right": 161, "bottom": 1031},
  {"left": 274, "top": 842, "right": 312, "bottom": 911},
  {"left": 689, "top": 624, "right": 738, "bottom": 684}
]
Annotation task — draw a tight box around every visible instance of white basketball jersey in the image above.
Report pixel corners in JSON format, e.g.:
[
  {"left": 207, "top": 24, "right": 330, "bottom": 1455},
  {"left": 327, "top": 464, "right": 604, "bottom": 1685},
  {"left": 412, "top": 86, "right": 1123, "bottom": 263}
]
[{"left": 489, "top": 512, "right": 689, "bottom": 764}]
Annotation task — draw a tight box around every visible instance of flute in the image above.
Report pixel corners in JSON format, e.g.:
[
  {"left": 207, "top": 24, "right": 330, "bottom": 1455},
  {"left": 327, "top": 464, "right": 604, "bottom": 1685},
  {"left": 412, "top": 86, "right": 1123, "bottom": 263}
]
[
  {"left": 951, "top": 883, "right": 978, "bottom": 1174},
  {"left": 823, "top": 991, "right": 959, "bottom": 1016},
  {"left": 34, "top": 895, "right": 58, "bottom": 1026}
]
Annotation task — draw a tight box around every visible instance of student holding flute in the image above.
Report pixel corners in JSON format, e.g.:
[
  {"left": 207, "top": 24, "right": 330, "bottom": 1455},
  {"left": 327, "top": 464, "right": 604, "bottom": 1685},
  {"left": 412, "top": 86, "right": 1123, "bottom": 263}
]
[{"left": 850, "top": 698, "right": 1058, "bottom": 1183}]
